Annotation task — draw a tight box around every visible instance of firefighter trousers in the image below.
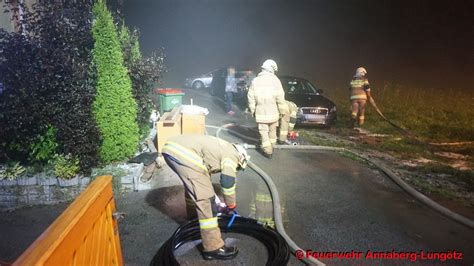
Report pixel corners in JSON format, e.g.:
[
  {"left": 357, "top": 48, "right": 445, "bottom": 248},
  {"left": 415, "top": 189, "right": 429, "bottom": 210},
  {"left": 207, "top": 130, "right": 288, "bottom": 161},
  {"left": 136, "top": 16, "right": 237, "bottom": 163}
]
[
  {"left": 163, "top": 154, "right": 225, "bottom": 252},
  {"left": 351, "top": 99, "right": 367, "bottom": 126},
  {"left": 258, "top": 121, "right": 278, "bottom": 155}
]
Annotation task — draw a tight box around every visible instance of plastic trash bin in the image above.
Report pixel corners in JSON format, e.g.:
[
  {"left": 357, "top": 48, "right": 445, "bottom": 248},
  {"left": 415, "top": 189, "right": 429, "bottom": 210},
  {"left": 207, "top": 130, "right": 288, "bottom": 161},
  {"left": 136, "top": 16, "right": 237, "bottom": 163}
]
[{"left": 157, "top": 89, "right": 185, "bottom": 114}]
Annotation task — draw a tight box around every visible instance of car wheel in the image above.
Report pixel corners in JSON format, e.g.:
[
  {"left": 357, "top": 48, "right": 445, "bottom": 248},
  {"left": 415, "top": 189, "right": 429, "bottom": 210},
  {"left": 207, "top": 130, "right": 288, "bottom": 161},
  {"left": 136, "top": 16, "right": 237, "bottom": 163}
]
[{"left": 192, "top": 81, "right": 204, "bottom": 90}]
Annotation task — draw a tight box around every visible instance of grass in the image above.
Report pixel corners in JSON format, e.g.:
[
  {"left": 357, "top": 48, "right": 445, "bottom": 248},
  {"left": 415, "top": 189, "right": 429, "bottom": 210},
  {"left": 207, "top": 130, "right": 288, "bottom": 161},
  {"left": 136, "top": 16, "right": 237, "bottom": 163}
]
[
  {"left": 299, "top": 84, "right": 474, "bottom": 205},
  {"left": 325, "top": 83, "right": 474, "bottom": 143},
  {"left": 322, "top": 83, "right": 474, "bottom": 160},
  {"left": 409, "top": 163, "right": 474, "bottom": 192}
]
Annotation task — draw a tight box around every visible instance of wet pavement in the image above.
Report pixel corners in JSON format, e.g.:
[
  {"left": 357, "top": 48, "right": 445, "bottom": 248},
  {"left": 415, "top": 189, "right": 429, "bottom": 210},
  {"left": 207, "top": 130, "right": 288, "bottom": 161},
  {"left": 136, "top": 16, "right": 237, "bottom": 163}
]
[
  {"left": 1, "top": 88, "right": 473, "bottom": 265},
  {"left": 157, "top": 89, "right": 473, "bottom": 265}
]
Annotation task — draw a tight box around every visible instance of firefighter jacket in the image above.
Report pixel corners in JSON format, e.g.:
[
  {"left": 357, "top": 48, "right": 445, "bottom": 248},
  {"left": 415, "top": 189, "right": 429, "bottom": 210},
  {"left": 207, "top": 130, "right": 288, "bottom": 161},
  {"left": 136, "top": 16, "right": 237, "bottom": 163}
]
[
  {"left": 349, "top": 77, "right": 371, "bottom": 100},
  {"left": 161, "top": 135, "right": 240, "bottom": 205},
  {"left": 286, "top": 100, "right": 298, "bottom": 119},
  {"left": 247, "top": 71, "right": 288, "bottom": 123}
]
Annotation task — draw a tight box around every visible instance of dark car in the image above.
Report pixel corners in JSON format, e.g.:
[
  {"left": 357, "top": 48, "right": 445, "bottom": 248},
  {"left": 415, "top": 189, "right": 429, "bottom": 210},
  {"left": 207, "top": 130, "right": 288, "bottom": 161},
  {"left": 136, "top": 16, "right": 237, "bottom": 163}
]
[
  {"left": 280, "top": 76, "right": 336, "bottom": 126},
  {"left": 210, "top": 71, "right": 336, "bottom": 126},
  {"left": 209, "top": 68, "right": 255, "bottom": 108},
  {"left": 209, "top": 68, "right": 254, "bottom": 95}
]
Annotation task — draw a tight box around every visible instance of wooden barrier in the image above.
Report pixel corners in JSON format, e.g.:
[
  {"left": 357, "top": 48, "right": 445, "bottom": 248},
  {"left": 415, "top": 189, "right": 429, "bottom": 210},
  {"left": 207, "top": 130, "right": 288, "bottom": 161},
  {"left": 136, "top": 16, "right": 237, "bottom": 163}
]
[{"left": 13, "top": 175, "right": 123, "bottom": 266}]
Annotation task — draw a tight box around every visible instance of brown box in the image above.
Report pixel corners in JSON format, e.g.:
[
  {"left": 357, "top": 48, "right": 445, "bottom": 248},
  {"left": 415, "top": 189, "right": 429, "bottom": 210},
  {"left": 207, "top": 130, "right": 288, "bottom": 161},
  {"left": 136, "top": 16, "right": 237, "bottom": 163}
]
[
  {"left": 156, "top": 107, "right": 182, "bottom": 153},
  {"left": 181, "top": 113, "right": 206, "bottom": 135}
]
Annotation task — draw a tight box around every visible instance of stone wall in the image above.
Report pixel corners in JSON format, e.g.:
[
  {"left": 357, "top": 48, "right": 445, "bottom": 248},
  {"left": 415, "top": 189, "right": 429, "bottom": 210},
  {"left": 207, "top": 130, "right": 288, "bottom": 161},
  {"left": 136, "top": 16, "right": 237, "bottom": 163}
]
[
  {"left": 0, "top": 175, "right": 91, "bottom": 211},
  {"left": 0, "top": 162, "right": 146, "bottom": 211}
]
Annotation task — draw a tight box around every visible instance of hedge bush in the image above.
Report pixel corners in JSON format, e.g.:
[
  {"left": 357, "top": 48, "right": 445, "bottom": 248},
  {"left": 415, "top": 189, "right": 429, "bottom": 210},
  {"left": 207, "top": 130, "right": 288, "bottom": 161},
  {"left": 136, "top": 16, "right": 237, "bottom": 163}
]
[
  {"left": 0, "top": 1, "right": 101, "bottom": 172},
  {"left": 119, "top": 23, "right": 166, "bottom": 137},
  {"left": 92, "top": 0, "right": 139, "bottom": 163}
]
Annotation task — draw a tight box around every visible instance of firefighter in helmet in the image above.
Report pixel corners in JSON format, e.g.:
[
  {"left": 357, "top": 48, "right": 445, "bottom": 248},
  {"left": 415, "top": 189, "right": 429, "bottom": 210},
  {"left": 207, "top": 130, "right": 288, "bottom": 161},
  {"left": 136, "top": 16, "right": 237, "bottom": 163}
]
[
  {"left": 161, "top": 135, "right": 250, "bottom": 261},
  {"left": 277, "top": 100, "right": 298, "bottom": 144},
  {"left": 349, "top": 67, "right": 371, "bottom": 128},
  {"left": 247, "top": 59, "right": 288, "bottom": 158}
]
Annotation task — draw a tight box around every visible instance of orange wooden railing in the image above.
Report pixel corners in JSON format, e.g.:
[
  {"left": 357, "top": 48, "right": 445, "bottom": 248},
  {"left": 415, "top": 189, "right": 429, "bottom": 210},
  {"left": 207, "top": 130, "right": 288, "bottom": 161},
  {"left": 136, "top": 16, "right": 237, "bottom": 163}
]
[{"left": 13, "top": 175, "right": 123, "bottom": 266}]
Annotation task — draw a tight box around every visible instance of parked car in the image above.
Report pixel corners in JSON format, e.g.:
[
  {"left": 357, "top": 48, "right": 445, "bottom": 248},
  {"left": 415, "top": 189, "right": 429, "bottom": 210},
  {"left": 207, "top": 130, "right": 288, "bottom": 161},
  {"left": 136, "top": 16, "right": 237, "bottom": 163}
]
[
  {"left": 280, "top": 76, "right": 336, "bottom": 126},
  {"left": 184, "top": 69, "right": 220, "bottom": 90},
  {"left": 208, "top": 70, "right": 336, "bottom": 126}
]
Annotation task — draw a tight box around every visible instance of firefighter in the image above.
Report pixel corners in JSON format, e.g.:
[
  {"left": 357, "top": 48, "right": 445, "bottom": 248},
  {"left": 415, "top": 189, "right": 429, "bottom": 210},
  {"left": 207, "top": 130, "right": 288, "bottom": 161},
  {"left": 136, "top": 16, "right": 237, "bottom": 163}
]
[
  {"left": 247, "top": 59, "right": 288, "bottom": 158},
  {"left": 161, "top": 135, "right": 250, "bottom": 261},
  {"left": 349, "top": 67, "right": 372, "bottom": 128},
  {"left": 278, "top": 100, "right": 298, "bottom": 144}
]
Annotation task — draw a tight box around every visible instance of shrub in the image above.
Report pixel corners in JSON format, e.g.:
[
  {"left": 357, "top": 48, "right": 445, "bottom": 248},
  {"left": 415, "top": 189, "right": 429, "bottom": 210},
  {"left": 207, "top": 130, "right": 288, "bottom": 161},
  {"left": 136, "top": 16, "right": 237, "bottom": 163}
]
[
  {"left": 52, "top": 153, "right": 80, "bottom": 180},
  {"left": 29, "top": 125, "right": 58, "bottom": 163},
  {"left": 92, "top": 0, "right": 139, "bottom": 163},
  {"left": 0, "top": 161, "right": 26, "bottom": 180},
  {"left": 0, "top": 30, "right": 46, "bottom": 161},
  {"left": 119, "top": 23, "right": 166, "bottom": 137},
  {"left": 0, "top": 0, "right": 101, "bottom": 172}
]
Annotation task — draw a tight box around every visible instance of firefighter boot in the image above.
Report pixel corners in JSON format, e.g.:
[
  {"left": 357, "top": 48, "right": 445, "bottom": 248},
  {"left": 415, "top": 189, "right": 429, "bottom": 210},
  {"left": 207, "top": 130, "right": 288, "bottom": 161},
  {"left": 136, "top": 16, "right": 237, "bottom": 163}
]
[
  {"left": 202, "top": 245, "right": 238, "bottom": 260},
  {"left": 349, "top": 117, "right": 357, "bottom": 129}
]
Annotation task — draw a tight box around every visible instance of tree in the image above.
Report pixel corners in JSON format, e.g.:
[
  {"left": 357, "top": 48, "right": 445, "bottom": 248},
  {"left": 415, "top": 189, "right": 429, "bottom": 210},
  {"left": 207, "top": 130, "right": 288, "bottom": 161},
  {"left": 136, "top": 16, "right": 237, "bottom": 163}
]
[{"left": 92, "top": 0, "right": 139, "bottom": 163}]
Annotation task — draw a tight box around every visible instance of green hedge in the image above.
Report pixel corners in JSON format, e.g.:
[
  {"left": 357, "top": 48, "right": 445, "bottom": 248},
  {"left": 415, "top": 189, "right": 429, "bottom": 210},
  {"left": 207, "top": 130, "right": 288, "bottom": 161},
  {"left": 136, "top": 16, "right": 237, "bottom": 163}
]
[
  {"left": 0, "top": 1, "right": 100, "bottom": 172},
  {"left": 119, "top": 23, "right": 166, "bottom": 138},
  {"left": 92, "top": 0, "right": 139, "bottom": 163}
]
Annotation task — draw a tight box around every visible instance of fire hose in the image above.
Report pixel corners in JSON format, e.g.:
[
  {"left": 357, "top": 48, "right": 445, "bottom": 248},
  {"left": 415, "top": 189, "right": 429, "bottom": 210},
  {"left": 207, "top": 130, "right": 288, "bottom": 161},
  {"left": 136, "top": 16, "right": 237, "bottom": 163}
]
[
  {"left": 152, "top": 122, "right": 473, "bottom": 266},
  {"left": 368, "top": 97, "right": 426, "bottom": 145},
  {"left": 208, "top": 124, "right": 474, "bottom": 230}
]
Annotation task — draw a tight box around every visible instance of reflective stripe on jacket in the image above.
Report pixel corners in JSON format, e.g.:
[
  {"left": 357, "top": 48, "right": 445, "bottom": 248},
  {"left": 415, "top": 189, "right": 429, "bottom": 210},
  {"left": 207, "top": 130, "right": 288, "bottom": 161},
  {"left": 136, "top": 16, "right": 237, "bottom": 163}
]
[
  {"left": 247, "top": 71, "right": 287, "bottom": 123},
  {"left": 349, "top": 77, "right": 370, "bottom": 100},
  {"left": 162, "top": 135, "right": 239, "bottom": 175}
]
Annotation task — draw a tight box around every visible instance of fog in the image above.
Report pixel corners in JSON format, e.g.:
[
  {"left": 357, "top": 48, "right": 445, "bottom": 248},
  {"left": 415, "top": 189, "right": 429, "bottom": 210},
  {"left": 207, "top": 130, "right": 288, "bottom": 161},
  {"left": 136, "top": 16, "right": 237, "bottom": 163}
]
[{"left": 119, "top": 0, "right": 473, "bottom": 90}]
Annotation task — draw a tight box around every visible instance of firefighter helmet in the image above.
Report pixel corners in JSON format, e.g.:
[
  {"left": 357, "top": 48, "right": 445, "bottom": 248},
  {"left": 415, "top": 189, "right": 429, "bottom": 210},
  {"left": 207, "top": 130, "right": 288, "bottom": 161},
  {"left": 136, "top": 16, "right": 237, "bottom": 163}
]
[
  {"left": 261, "top": 59, "right": 278, "bottom": 73},
  {"left": 355, "top": 67, "right": 367, "bottom": 77},
  {"left": 233, "top": 144, "right": 250, "bottom": 169}
]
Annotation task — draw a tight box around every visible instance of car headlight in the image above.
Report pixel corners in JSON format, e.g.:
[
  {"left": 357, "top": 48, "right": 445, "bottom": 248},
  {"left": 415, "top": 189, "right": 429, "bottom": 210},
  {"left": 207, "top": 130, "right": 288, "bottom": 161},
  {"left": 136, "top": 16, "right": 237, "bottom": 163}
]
[{"left": 330, "top": 106, "right": 336, "bottom": 112}]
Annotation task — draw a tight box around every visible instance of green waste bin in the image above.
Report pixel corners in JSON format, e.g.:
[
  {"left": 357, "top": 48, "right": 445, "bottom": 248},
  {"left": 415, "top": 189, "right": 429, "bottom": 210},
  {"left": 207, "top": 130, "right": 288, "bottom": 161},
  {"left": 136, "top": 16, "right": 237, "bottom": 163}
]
[{"left": 157, "top": 89, "right": 185, "bottom": 114}]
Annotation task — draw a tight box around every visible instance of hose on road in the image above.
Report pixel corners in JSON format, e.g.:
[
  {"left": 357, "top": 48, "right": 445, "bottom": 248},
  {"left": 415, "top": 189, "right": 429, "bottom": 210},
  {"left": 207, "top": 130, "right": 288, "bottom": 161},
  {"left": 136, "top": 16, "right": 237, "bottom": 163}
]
[
  {"left": 211, "top": 124, "right": 474, "bottom": 230},
  {"left": 210, "top": 124, "right": 325, "bottom": 265},
  {"left": 150, "top": 215, "right": 290, "bottom": 266}
]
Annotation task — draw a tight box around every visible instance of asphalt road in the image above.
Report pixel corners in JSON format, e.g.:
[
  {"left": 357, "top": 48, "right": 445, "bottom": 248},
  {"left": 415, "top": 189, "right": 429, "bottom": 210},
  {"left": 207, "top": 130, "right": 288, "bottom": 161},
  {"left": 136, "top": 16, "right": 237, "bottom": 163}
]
[
  {"left": 1, "top": 88, "right": 472, "bottom": 265},
  {"left": 159, "top": 88, "right": 474, "bottom": 265}
]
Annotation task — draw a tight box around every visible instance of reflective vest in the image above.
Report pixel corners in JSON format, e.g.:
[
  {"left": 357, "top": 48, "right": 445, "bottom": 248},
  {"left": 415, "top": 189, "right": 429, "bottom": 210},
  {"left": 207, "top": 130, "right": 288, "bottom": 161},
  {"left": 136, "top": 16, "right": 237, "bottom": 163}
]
[
  {"left": 247, "top": 71, "right": 287, "bottom": 123},
  {"left": 162, "top": 135, "right": 239, "bottom": 178},
  {"left": 349, "top": 77, "right": 370, "bottom": 100}
]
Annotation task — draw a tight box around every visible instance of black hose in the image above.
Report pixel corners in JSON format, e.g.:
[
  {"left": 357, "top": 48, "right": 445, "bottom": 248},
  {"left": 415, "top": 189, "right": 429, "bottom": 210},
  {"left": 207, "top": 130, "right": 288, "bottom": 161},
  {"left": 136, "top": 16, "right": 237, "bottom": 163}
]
[{"left": 150, "top": 215, "right": 290, "bottom": 266}]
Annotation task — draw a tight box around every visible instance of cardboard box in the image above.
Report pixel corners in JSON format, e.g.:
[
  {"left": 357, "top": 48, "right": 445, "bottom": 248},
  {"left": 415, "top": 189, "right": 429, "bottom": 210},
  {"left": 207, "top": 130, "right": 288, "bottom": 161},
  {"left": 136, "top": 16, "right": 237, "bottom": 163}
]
[
  {"left": 156, "top": 107, "right": 182, "bottom": 153},
  {"left": 181, "top": 113, "right": 206, "bottom": 135}
]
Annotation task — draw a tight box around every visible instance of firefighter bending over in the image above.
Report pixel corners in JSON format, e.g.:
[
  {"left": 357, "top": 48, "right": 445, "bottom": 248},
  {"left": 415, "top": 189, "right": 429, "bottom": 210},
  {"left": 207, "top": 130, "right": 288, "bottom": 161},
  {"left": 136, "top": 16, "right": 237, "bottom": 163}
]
[
  {"left": 162, "top": 135, "right": 250, "bottom": 261},
  {"left": 247, "top": 59, "right": 288, "bottom": 158},
  {"left": 349, "top": 67, "right": 371, "bottom": 128},
  {"left": 278, "top": 100, "right": 298, "bottom": 144}
]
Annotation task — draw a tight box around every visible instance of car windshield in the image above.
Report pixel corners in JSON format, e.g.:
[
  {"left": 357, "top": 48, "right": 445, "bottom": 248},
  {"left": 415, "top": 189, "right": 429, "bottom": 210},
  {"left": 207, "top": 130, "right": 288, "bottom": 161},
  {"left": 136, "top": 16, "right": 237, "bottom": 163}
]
[{"left": 280, "top": 78, "right": 317, "bottom": 95}]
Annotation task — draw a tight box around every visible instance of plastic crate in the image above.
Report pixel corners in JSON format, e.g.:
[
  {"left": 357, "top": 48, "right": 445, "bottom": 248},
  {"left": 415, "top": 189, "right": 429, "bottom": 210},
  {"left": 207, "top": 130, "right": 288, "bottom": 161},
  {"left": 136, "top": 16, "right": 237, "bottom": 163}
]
[{"left": 157, "top": 89, "right": 185, "bottom": 114}]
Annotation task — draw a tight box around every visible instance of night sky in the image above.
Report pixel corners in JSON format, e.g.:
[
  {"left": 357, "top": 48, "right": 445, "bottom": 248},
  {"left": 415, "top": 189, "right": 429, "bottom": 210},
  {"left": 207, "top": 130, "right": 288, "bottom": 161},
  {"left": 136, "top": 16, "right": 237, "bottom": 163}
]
[{"left": 119, "top": 0, "right": 473, "bottom": 91}]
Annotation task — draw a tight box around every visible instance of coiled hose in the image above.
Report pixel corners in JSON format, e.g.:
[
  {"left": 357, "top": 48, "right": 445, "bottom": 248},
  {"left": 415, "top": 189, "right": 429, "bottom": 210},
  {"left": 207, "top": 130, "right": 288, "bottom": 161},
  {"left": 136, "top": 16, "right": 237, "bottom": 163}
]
[{"left": 150, "top": 215, "right": 290, "bottom": 265}]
